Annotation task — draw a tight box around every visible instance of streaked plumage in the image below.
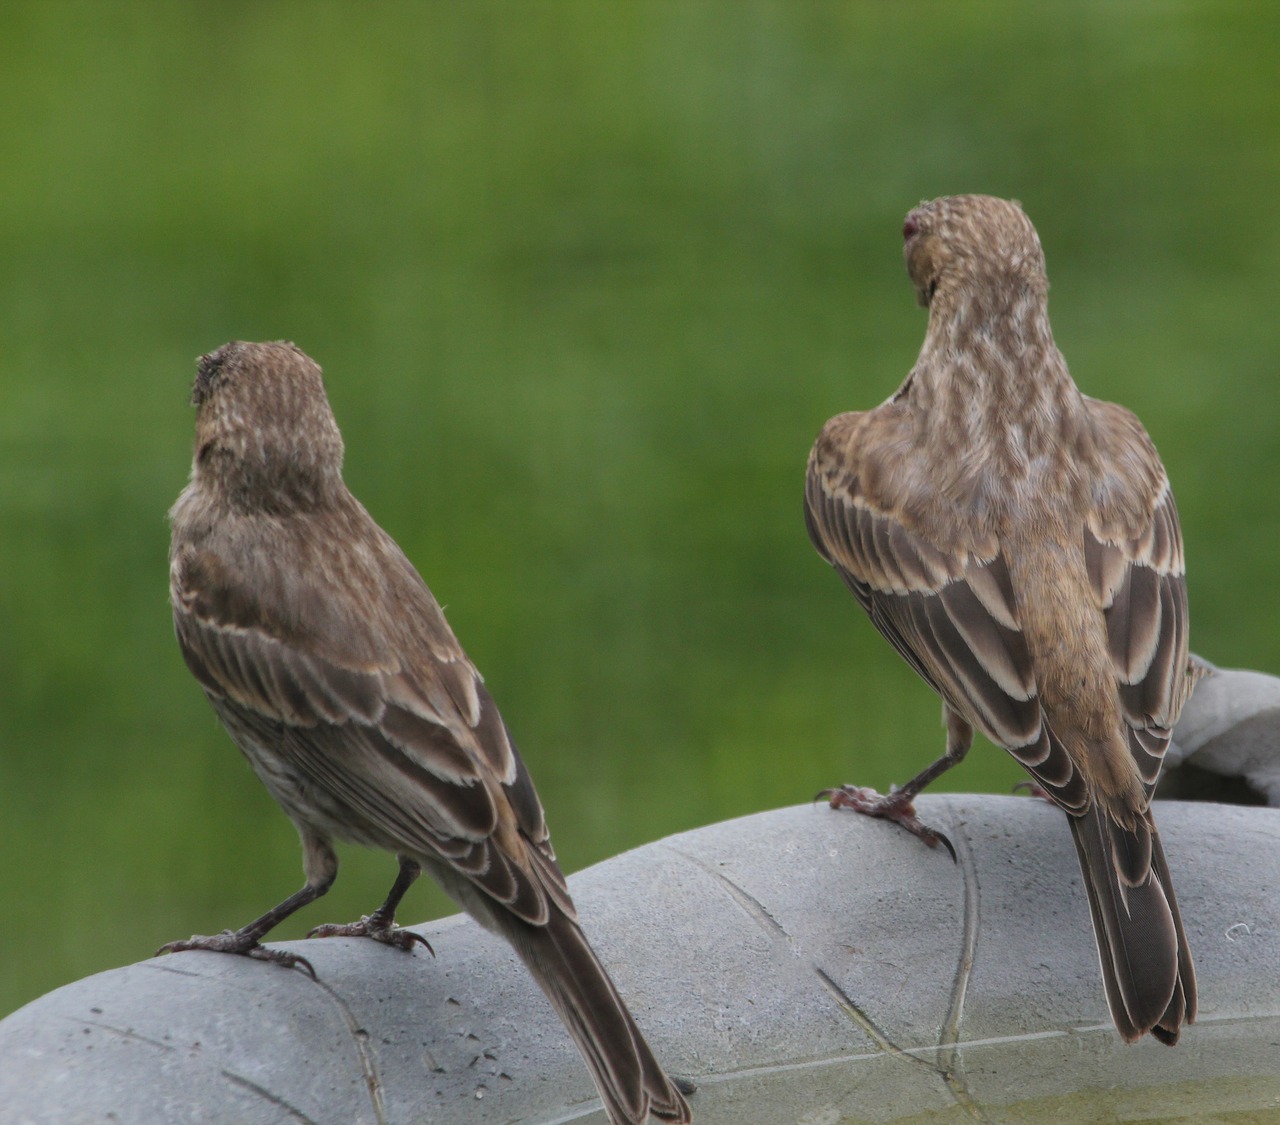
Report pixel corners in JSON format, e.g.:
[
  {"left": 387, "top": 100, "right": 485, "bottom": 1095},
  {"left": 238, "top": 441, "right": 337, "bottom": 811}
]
[
  {"left": 805, "top": 195, "right": 1196, "bottom": 1044},
  {"left": 161, "top": 341, "right": 690, "bottom": 1124}
]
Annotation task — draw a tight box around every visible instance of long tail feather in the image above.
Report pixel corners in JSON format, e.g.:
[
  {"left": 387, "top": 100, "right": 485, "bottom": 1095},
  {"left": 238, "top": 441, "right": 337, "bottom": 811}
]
[
  {"left": 507, "top": 909, "right": 691, "bottom": 1124},
  {"left": 1068, "top": 802, "right": 1196, "bottom": 1044}
]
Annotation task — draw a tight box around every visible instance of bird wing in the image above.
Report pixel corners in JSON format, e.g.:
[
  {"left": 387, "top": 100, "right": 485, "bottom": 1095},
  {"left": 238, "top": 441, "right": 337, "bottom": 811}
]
[
  {"left": 1082, "top": 398, "right": 1191, "bottom": 802},
  {"left": 170, "top": 502, "right": 572, "bottom": 926},
  {"left": 805, "top": 408, "right": 1089, "bottom": 812}
]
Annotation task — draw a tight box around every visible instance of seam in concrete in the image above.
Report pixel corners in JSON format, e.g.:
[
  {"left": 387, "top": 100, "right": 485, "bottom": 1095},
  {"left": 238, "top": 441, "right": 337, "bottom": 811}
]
[
  {"left": 311, "top": 976, "right": 388, "bottom": 1125},
  {"left": 935, "top": 798, "right": 992, "bottom": 1123},
  {"left": 220, "top": 1069, "right": 321, "bottom": 1124},
  {"left": 527, "top": 1102, "right": 603, "bottom": 1125},
  {"left": 63, "top": 1016, "right": 177, "bottom": 1054},
  {"left": 143, "top": 950, "right": 388, "bottom": 1123},
  {"left": 670, "top": 1025, "right": 1106, "bottom": 1091},
  {"left": 666, "top": 847, "right": 794, "bottom": 946},
  {"left": 814, "top": 967, "right": 936, "bottom": 1074},
  {"left": 810, "top": 797, "right": 994, "bottom": 1122},
  {"left": 671, "top": 813, "right": 994, "bottom": 1120},
  {"left": 145, "top": 955, "right": 297, "bottom": 1001}
]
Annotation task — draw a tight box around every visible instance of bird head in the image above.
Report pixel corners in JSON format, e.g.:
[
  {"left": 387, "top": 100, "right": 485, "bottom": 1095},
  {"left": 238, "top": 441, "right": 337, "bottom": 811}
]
[
  {"left": 188, "top": 340, "right": 346, "bottom": 511},
  {"left": 902, "top": 195, "right": 1048, "bottom": 310}
]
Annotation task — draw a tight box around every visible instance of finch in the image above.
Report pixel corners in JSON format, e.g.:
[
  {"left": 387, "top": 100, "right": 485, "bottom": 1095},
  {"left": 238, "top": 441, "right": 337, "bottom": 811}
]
[
  {"left": 805, "top": 195, "right": 1196, "bottom": 1044},
  {"left": 160, "top": 341, "right": 691, "bottom": 1124}
]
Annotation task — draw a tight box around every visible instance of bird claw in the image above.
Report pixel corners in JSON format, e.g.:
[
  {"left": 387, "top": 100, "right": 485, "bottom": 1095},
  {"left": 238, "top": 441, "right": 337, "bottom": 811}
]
[
  {"left": 820, "top": 784, "right": 957, "bottom": 862},
  {"left": 154, "top": 931, "right": 316, "bottom": 979},
  {"left": 246, "top": 945, "right": 318, "bottom": 979},
  {"left": 307, "top": 915, "right": 434, "bottom": 956},
  {"left": 1012, "top": 780, "right": 1052, "bottom": 802}
]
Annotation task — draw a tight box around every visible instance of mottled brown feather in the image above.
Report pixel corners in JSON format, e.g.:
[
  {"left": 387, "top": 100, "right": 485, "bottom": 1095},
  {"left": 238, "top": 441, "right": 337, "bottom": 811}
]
[
  {"left": 806, "top": 195, "right": 1195, "bottom": 1044},
  {"left": 170, "top": 340, "right": 689, "bottom": 1124}
]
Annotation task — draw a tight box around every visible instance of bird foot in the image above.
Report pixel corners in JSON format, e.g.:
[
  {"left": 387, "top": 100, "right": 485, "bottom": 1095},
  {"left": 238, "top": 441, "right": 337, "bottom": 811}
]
[
  {"left": 819, "top": 784, "right": 957, "bottom": 861},
  {"left": 154, "top": 930, "right": 316, "bottom": 978},
  {"left": 307, "top": 915, "right": 433, "bottom": 955},
  {"left": 1012, "top": 780, "right": 1052, "bottom": 802}
]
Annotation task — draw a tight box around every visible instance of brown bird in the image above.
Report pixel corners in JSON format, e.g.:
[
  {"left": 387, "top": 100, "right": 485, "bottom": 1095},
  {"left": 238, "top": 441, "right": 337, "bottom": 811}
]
[
  {"left": 805, "top": 195, "right": 1197, "bottom": 1045},
  {"left": 159, "top": 341, "right": 691, "bottom": 1125}
]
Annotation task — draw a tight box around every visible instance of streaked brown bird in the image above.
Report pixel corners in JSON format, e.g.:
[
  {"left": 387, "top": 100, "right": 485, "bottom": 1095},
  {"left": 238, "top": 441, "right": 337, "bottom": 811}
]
[
  {"left": 160, "top": 341, "right": 691, "bottom": 1125},
  {"left": 805, "top": 195, "right": 1197, "bottom": 1045}
]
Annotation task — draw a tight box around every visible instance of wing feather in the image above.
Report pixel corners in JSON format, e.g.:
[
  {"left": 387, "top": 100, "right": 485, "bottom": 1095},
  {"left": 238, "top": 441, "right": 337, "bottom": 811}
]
[
  {"left": 1085, "top": 400, "right": 1191, "bottom": 802},
  {"left": 1106, "top": 562, "right": 1163, "bottom": 685},
  {"left": 171, "top": 520, "right": 567, "bottom": 925},
  {"left": 806, "top": 426, "right": 1068, "bottom": 792}
]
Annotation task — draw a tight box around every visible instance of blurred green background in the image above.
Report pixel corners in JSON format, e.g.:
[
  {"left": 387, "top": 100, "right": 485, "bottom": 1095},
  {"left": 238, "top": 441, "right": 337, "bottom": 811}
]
[{"left": 1, "top": 2, "right": 1277, "bottom": 1019}]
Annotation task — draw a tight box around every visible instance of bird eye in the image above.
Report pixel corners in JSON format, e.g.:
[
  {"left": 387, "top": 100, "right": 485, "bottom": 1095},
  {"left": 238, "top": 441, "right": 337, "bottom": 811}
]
[{"left": 903, "top": 216, "right": 920, "bottom": 240}]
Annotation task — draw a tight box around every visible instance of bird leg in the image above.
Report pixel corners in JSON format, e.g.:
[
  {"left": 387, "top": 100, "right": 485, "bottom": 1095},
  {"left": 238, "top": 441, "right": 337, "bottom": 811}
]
[
  {"left": 820, "top": 708, "right": 972, "bottom": 861},
  {"left": 154, "top": 878, "right": 329, "bottom": 979},
  {"left": 155, "top": 831, "right": 341, "bottom": 977},
  {"left": 307, "top": 855, "right": 433, "bottom": 954}
]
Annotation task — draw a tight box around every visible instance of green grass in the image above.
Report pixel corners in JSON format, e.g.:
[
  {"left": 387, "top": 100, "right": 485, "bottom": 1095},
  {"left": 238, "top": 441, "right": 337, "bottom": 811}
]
[{"left": 1, "top": 1, "right": 1278, "bottom": 1017}]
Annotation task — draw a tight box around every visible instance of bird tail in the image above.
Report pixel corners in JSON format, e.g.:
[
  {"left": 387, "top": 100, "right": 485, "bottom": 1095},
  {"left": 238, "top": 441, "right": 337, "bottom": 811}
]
[
  {"left": 1068, "top": 802, "right": 1196, "bottom": 1044},
  {"left": 511, "top": 908, "right": 692, "bottom": 1124}
]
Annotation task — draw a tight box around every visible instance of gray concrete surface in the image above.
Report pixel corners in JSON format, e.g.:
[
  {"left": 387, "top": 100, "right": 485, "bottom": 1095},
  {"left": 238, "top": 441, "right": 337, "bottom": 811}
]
[
  {"left": 2, "top": 794, "right": 1278, "bottom": 1124},
  {"left": 1162, "top": 659, "right": 1280, "bottom": 806},
  {"left": 2, "top": 660, "right": 1278, "bottom": 1124}
]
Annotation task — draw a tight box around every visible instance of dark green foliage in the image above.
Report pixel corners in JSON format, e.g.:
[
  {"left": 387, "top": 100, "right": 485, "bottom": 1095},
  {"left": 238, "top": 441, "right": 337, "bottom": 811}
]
[{"left": 1, "top": 2, "right": 1276, "bottom": 1016}]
